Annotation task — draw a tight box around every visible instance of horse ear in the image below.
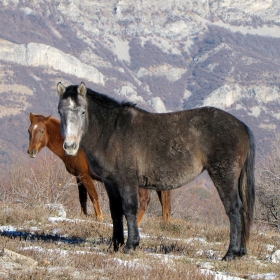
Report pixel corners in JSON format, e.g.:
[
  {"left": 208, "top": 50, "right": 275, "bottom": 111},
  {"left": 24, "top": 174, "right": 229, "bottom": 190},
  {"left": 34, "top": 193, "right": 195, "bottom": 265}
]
[
  {"left": 78, "top": 82, "right": 87, "bottom": 97},
  {"left": 29, "top": 112, "right": 34, "bottom": 121},
  {"left": 44, "top": 115, "right": 51, "bottom": 123},
  {"left": 57, "top": 82, "right": 66, "bottom": 96}
]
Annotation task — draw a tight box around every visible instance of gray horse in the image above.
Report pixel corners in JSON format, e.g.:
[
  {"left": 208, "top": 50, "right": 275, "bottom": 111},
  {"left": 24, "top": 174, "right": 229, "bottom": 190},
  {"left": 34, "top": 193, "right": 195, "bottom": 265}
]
[{"left": 57, "top": 82, "right": 255, "bottom": 261}]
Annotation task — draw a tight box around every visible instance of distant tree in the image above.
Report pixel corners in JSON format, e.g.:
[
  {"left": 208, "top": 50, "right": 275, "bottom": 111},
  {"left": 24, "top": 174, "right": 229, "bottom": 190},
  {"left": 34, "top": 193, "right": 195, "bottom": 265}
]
[{"left": 256, "top": 133, "right": 280, "bottom": 230}]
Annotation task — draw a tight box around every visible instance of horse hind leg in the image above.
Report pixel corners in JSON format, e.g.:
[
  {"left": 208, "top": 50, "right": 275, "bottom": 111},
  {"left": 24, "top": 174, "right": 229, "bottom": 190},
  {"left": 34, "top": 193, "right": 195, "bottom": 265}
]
[
  {"left": 137, "top": 188, "right": 151, "bottom": 227},
  {"left": 157, "top": 190, "right": 171, "bottom": 224},
  {"left": 208, "top": 172, "right": 244, "bottom": 261},
  {"left": 224, "top": 197, "right": 244, "bottom": 260}
]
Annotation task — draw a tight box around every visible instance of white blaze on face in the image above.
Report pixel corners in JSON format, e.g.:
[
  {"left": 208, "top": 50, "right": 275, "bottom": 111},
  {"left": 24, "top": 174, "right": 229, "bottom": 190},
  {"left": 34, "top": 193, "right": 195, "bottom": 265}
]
[
  {"left": 65, "top": 112, "right": 78, "bottom": 142},
  {"left": 61, "top": 96, "right": 86, "bottom": 156},
  {"left": 69, "top": 99, "right": 75, "bottom": 109},
  {"left": 65, "top": 119, "right": 79, "bottom": 141},
  {"left": 64, "top": 99, "right": 79, "bottom": 141},
  {"left": 33, "top": 124, "right": 38, "bottom": 131}
]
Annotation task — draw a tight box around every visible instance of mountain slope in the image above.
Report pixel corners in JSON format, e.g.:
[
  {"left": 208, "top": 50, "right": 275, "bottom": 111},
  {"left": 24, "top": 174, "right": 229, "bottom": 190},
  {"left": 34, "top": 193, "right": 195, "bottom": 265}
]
[{"left": 0, "top": 0, "right": 280, "bottom": 166}]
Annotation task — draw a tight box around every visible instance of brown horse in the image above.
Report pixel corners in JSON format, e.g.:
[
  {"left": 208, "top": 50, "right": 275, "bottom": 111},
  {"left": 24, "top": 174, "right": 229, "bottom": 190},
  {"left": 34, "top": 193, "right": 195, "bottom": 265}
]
[{"left": 27, "top": 113, "right": 171, "bottom": 225}]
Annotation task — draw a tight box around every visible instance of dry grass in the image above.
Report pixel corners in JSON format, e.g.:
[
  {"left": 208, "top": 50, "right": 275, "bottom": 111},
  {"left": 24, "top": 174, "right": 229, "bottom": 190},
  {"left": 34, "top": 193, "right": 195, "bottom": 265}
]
[
  {"left": 0, "top": 153, "right": 279, "bottom": 279},
  {"left": 0, "top": 210, "right": 280, "bottom": 279}
]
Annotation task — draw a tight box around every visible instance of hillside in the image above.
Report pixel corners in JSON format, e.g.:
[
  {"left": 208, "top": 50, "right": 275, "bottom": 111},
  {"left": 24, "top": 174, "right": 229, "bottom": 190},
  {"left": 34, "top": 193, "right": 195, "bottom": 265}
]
[
  {"left": 0, "top": 154, "right": 279, "bottom": 279},
  {"left": 0, "top": 1, "right": 280, "bottom": 166},
  {"left": 0, "top": 2, "right": 280, "bottom": 278}
]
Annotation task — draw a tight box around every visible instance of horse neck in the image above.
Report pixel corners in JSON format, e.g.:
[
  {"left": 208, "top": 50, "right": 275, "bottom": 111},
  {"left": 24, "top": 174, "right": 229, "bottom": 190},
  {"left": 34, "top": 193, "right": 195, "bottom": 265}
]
[
  {"left": 88, "top": 103, "right": 117, "bottom": 137},
  {"left": 45, "top": 118, "right": 66, "bottom": 161}
]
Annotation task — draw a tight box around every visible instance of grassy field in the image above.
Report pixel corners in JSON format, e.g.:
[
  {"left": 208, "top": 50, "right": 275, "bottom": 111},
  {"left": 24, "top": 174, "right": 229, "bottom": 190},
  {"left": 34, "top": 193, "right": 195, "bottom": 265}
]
[{"left": 0, "top": 153, "right": 279, "bottom": 279}]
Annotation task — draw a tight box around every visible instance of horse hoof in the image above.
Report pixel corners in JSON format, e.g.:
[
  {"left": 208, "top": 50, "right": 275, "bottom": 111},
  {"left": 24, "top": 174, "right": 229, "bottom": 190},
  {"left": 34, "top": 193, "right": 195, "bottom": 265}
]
[
  {"left": 97, "top": 215, "right": 103, "bottom": 222},
  {"left": 108, "top": 241, "right": 120, "bottom": 252},
  {"left": 240, "top": 248, "right": 247, "bottom": 256},
  {"left": 222, "top": 254, "right": 233, "bottom": 261},
  {"left": 123, "top": 246, "right": 131, "bottom": 254},
  {"left": 123, "top": 244, "right": 137, "bottom": 254},
  {"left": 222, "top": 248, "right": 247, "bottom": 261}
]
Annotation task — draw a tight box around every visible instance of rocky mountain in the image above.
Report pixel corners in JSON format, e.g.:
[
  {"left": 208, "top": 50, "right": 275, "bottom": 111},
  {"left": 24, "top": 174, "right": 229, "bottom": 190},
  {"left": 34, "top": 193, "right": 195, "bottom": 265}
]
[{"left": 1, "top": 0, "right": 280, "bottom": 166}]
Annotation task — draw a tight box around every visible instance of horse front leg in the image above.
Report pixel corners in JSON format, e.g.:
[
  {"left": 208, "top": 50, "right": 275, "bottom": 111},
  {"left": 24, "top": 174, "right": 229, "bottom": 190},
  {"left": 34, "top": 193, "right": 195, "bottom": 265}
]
[
  {"left": 121, "top": 185, "right": 140, "bottom": 252},
  {"left": 105, "top": 182, "right": 124, "bottom": 251},
  {"left": 77, "top": 178, "right": 88, "bottom": 215}
]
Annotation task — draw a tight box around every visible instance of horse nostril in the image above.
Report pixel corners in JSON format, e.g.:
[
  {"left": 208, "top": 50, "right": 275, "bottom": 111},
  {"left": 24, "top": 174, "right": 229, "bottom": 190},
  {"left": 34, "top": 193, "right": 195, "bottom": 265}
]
[
  {"left": 63, "top": 142, "right": 72, "bottom": 150},
  {"left": 63, "top": 142, "right": 67, "bottom": 150},
  {"left": 27, "top": 149, "right": 37, "bottom": 157},
  {"left": 63, "top": 142, "right": 77, "bottom": 151}
]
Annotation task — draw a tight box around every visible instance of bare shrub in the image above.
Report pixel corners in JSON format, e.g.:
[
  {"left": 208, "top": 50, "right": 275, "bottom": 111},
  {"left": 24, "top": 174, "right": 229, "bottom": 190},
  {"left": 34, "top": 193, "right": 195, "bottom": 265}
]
[
  {"left": 146, "top": 171, "right": 228, "bottom": 227},
  {"left": 255, "top": 134, "right": 280, "bottom": 230},
  {"left": 0, "top": 151, "right": 81, "bottom": 214}
]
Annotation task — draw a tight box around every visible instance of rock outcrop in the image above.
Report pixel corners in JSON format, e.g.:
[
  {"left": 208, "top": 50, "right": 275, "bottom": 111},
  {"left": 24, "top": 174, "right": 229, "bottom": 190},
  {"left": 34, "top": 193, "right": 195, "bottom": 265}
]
[{"left": 0, "top": 39, "right": 104, "bottom": 85}]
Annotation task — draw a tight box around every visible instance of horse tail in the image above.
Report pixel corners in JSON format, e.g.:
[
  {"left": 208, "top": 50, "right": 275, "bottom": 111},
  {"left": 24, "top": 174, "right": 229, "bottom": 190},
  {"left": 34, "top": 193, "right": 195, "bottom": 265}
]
[{"left": 239, "top": 126, "right": 255, "bottom": 243}]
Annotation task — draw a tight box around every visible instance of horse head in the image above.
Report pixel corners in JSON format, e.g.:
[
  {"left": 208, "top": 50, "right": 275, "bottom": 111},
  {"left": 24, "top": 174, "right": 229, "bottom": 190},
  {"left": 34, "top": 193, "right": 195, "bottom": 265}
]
[
  {"left": 27, "top": 113, "right": 51, "bottom": 158},
  {"left": 57, "top": 82, "right": 88, "bottom": 156}
]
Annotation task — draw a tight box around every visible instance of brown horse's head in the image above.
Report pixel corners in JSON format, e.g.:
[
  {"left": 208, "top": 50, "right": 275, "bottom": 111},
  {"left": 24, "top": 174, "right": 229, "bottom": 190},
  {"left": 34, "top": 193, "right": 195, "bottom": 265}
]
[{"left": 27, "top": 113, "right": 51, "bottom": 158}]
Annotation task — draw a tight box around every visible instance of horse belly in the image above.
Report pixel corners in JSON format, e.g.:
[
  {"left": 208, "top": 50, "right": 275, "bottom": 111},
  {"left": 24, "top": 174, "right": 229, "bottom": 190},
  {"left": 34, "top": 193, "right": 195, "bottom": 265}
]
[{"left": 138, "top": 155, "right": 203, "bottom": 191}]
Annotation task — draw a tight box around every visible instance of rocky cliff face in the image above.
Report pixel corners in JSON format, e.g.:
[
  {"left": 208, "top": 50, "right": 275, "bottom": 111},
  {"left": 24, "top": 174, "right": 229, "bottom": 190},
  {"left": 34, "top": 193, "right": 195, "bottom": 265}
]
[
  {"left": 0, "top": 0, "right": 280, "bottom": 163},
  {"left": 0, "top": 39, "right": 104, "bottom": 84}
]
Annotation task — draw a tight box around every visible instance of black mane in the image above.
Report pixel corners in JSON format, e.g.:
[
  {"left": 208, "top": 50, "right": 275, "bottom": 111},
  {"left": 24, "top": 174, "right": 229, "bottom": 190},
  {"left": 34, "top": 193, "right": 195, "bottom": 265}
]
[
  {"left": 63, "top": 85, "right": 80, "bottom": 103},
  {"left": 64, "top": 85, "right": 136, "bottom": 109},
  {"left": 87, "top": 88, "right": 136, "bottom": 109}
]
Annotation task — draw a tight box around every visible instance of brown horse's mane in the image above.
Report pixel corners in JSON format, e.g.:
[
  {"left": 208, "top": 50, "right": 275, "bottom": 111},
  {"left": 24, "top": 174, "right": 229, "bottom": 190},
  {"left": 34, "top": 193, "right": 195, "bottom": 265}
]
[
  {"left": 31, "top": 113, "right": 47, "bottom": 121},
  {"left": 32, "top": 114, "right": 60, "bottom": 125}
]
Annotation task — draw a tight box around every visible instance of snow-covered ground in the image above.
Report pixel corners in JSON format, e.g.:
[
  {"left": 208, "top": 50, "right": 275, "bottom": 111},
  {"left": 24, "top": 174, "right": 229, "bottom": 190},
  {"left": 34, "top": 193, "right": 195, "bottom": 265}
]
[{"left": 0, "top": 214, "right": 279, "bottom": 280}]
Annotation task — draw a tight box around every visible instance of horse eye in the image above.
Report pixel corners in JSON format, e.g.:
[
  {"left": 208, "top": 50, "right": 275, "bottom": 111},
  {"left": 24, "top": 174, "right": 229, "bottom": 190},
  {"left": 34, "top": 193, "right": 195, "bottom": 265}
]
[
  {"left": 81, "top": 111, "right": 85, "bottom": 115},
  {"left": 41, "top": 130, "right": 44, "bottom": 133}
]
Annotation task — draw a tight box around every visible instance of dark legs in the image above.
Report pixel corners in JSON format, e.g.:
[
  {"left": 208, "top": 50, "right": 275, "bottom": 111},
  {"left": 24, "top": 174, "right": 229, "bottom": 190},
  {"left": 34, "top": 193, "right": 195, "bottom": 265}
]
[
  {"left": 104, "top": 182, "right": 125, "bottom": 251},
  {"left": 209, "top": 172, "right": 246, "bottom": 260},
  {"left": 77, "top": 178, "right": 88, "bottom": 215},
  {"left": 77, "top": 176, "right": 103, "bottom": 221},
  {"left": 105, "top": 182, "right": 140, "bottom": 252},
  {"left": 223, "top": 202, "right": 246, "bottom": 260},
  {"left": 82, "top": 175, "right": 103, "bottom": 221},
  {"left": 122, "top": 187, "right": 140, "bottom": 252}
]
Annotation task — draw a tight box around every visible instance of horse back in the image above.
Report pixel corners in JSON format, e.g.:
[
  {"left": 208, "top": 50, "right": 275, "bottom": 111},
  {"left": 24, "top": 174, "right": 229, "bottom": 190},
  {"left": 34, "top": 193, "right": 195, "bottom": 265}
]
[
  {"left": 119, "top": 106, "right": 251, "bottom": 189},
  {"left": 84, "top": 106, "right": 251, "bottom": 190}
]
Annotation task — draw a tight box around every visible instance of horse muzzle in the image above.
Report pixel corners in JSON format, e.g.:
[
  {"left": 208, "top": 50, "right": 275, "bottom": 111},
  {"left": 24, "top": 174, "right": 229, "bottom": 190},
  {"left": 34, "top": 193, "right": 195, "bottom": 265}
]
[
  {"left": 63, "top": 141, "right": 79, "bottom": 156},
  {"left": 27, "top": 149, "right": 37, "bottom": 158}
]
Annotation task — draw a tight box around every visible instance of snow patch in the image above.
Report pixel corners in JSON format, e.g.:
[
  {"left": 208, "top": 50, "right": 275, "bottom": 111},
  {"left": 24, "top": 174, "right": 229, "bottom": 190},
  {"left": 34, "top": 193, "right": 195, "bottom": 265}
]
[
  {"left": 148, "top": 97, "right": 167, "bottom": 113},
  {"left": 116, "top": 85, "right": 145, "bottom": 103}
]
